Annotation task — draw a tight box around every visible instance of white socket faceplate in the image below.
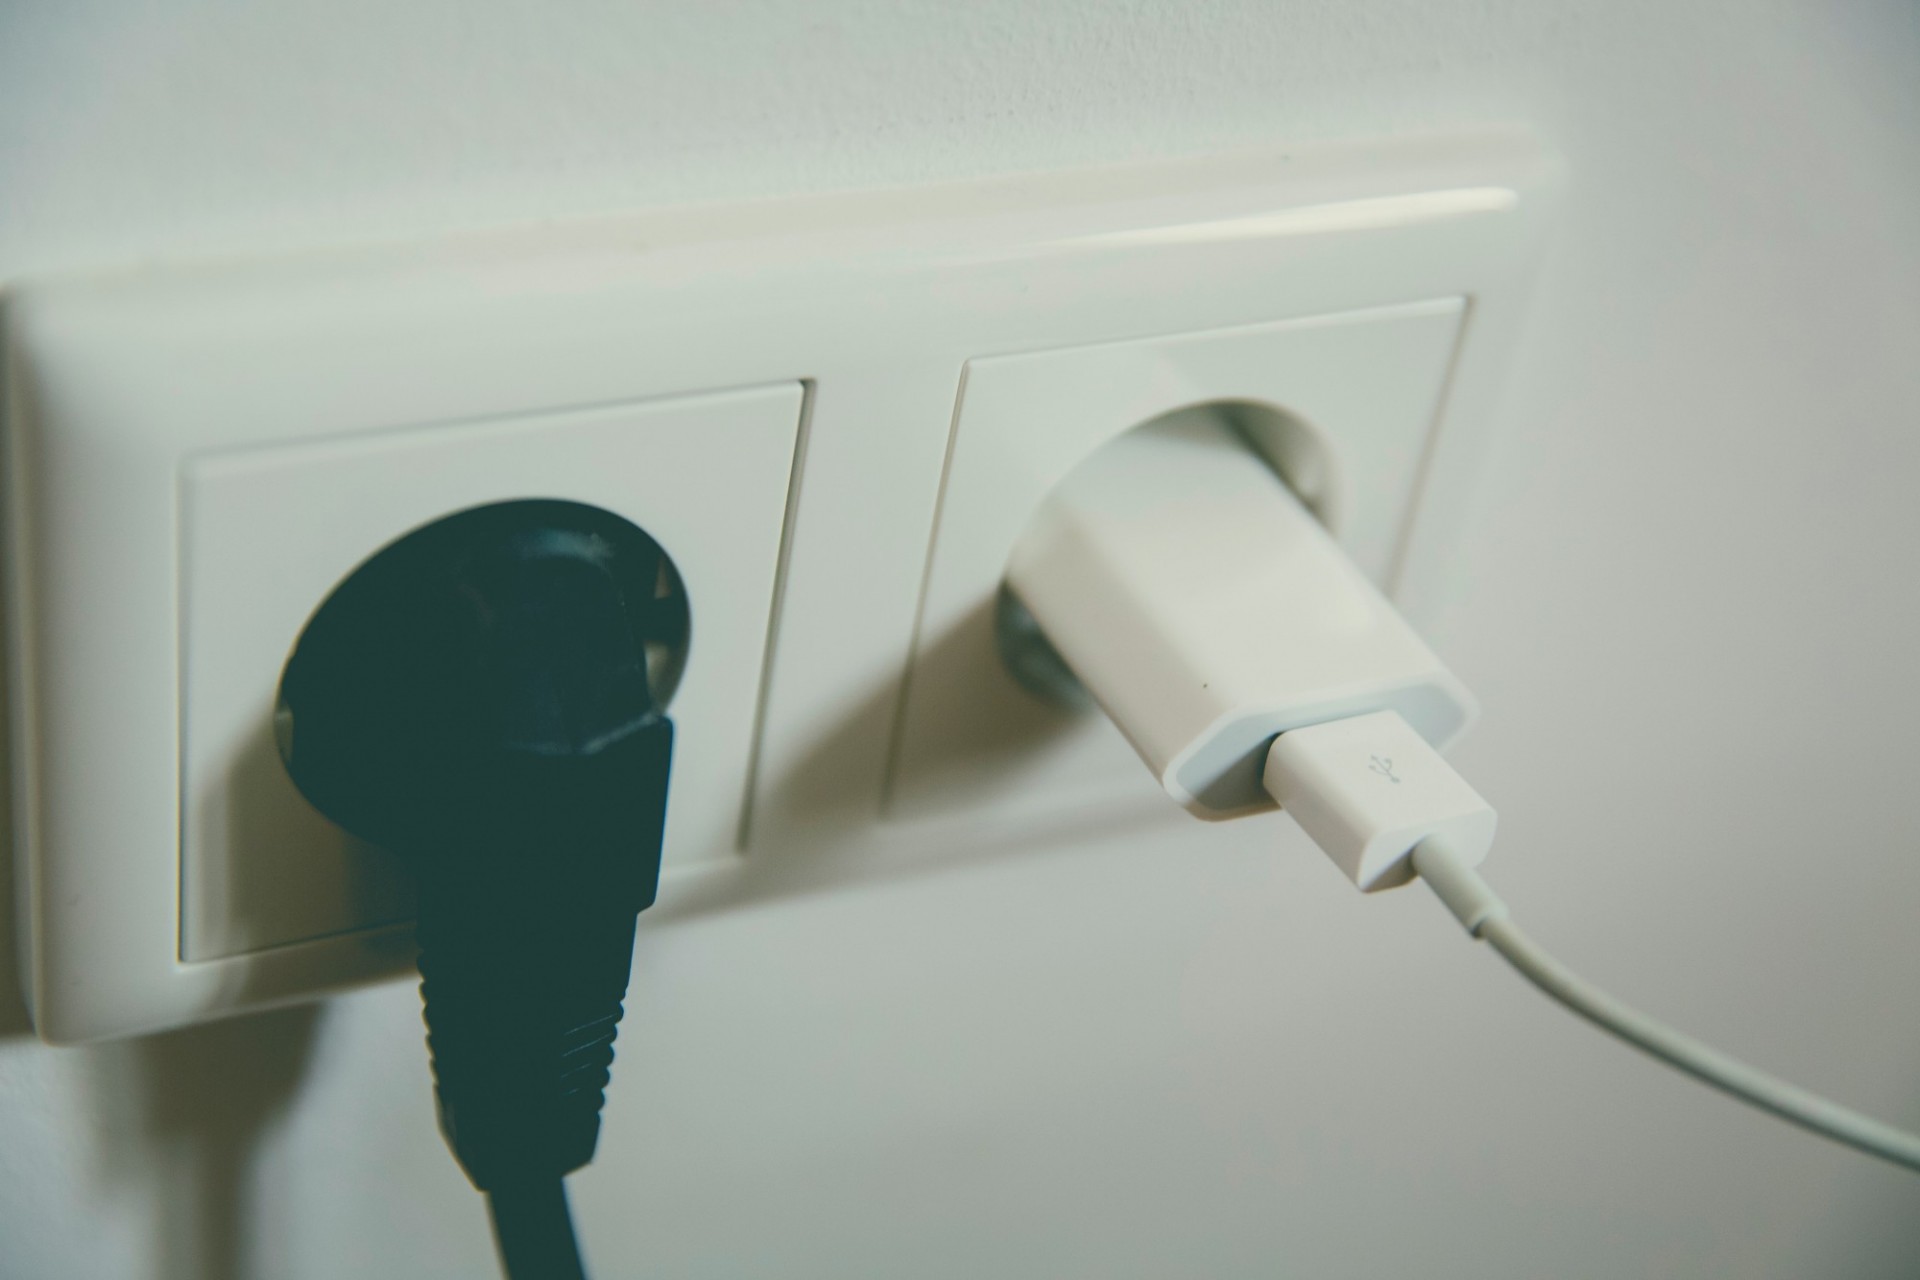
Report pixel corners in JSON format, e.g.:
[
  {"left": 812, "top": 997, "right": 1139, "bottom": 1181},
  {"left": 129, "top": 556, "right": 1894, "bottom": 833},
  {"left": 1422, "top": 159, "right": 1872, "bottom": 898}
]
[{"left": 4, "top": 132, "right": 1560, "bottom": 1041}]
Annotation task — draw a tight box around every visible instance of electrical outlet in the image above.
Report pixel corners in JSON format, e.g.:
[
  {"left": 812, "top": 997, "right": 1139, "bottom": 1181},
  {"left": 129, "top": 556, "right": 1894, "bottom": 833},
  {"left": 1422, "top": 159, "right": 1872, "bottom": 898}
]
[
  {"left": 7, "top": 371, "right": 800, "bottom": 1041},
  {"left": 5, "top": 130, "right": 1559, "bottom": 1041},
  {"left": 179, "top": 386, "right": 802, "bottom": 964}
]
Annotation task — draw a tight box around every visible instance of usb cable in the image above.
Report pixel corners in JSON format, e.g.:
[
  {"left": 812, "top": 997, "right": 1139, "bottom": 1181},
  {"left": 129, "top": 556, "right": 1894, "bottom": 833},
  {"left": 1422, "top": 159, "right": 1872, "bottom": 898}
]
[{"left": 1264, "top": 709, "right": 1920, "bottom": 1174}]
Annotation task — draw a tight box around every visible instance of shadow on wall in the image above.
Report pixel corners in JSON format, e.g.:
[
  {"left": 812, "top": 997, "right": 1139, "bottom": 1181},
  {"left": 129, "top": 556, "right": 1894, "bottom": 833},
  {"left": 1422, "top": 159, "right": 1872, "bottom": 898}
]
[
  {"left": 1, "top": 570, "right": 336, "bottom": 1280},
  {"left": 0, "top": 585, "right": 342, "bottom": 1279},
  {"left": 87, "top": 1003, "right": 325, "bottom": 1280},
  {"left": 654, "top": 599, "right": 1171, "bottom": 926},
  {"left": 0, "top": 588, "right": 30, "bottom": 1039}
]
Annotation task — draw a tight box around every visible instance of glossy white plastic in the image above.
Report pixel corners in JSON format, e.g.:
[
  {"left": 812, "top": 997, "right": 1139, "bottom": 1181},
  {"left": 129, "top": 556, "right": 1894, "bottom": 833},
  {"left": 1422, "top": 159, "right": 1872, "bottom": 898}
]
[
  {"left": 1268, "top": 710, "right": 1495, "bottom": 890},
  {"left": 1007, "top": 410, "right": 1475, "bottom": 821},
  {"left": 3, "top": 130, "right": 1559, "bottom": 1041}
]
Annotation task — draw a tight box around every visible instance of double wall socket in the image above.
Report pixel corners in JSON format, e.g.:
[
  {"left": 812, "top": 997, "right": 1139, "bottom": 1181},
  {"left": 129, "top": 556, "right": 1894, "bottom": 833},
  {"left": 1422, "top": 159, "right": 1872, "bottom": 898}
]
[{"left": 4, "top": 131, "right": 1561, "bottom": 1041}]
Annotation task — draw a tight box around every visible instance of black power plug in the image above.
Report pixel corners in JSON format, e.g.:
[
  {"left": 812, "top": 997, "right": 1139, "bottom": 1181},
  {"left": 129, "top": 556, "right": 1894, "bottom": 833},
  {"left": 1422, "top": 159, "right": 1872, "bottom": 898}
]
[{"left": 276, "top": 498, "right": 687, "bottom": 1280}]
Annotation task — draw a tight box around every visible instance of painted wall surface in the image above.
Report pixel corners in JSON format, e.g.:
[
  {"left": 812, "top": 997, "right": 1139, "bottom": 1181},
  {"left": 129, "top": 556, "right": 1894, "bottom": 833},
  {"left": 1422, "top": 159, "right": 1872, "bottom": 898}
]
[{"left": 3, "top": 2, "right": 1919, "bottom": 1276}]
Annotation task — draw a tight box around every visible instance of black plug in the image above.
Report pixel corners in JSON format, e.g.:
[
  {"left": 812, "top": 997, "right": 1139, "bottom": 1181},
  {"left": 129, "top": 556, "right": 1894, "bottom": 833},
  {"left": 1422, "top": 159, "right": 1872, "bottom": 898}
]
[{"left": 276, "top": 499, "right": 687, "bottom": 1280}]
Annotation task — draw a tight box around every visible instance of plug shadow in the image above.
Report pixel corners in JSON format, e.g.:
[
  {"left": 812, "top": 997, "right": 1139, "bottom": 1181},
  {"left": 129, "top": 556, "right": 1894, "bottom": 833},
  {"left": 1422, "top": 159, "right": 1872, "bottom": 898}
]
[
  {"left": 0, "top": 827, "right": 29, "bottom": 1040},
  {"left": 0, "top": 588, "right": 33, "bottom": 1040},
  {"left": 88, "top": 1001, "right": 325, "bottom": 1280},
  {"left": 73, "top": 705, "right": 393, "bottom": 1280},
  {"left": 214, "top": 716, "right": 414, "bottom": 965},
  {"left": 0, "top": 634, "right": 412, "bottom": 1045}
]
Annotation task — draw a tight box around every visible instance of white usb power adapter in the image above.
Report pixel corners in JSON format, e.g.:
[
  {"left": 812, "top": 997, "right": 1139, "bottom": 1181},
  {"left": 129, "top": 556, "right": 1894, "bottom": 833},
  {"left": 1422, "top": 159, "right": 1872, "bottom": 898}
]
[{"left": 1006, "top": 406, "right": 1477, "bottom": 830}]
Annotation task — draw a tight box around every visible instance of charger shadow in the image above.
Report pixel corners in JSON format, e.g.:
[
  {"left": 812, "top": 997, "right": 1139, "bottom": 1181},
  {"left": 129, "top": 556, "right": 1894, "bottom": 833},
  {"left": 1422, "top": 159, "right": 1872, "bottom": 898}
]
[
  {"left": 760, "top": 596, "right": 1082, "bottom": 830},
  {"left": 652, "top": 598, "right": 1154, "bottom": 924}
]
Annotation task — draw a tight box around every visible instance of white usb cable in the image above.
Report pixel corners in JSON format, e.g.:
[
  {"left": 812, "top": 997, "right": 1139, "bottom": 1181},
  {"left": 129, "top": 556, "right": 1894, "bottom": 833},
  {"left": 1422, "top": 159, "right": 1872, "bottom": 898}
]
[
  {"left": 1263, "top": 713, "right": 1920, "bottom": 1174},
  {"left": 1007, "top": 404, "right": 1920, "bottom": 1177}
]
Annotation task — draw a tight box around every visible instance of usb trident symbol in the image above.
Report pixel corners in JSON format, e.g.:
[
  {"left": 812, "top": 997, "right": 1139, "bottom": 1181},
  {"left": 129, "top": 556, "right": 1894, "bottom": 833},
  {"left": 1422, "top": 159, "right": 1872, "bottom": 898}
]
[{"left": 1368, "top": 754, "right": 1400, "bottom": 784}]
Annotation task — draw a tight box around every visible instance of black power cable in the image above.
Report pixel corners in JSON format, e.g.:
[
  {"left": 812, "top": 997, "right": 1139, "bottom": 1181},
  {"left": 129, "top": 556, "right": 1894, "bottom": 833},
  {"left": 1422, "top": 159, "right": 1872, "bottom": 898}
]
[
  {"left": 277, "top": 499, "right": 686, "bottom": 1279},
  {"left": 489, "top": 1180, "right": 588, "bottom": 1280}
]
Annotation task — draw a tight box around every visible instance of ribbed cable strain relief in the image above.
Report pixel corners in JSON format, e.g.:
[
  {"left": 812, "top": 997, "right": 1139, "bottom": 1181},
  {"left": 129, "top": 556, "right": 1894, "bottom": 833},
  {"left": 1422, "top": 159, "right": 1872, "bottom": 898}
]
[{"left": 415, "top": 882, "right": 640, "bottom": 1192}]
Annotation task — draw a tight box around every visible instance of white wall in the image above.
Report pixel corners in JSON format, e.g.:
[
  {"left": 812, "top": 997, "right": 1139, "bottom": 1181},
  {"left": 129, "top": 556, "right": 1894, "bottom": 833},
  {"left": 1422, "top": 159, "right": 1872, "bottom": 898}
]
[{"left": 4, "top": 1, "right": 1919, "bottom": 1276}]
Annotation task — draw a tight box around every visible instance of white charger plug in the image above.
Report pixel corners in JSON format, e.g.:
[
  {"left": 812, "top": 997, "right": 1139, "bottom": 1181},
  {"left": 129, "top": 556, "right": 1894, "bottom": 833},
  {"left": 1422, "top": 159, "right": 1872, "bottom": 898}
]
[
  {"left": 1264, "top": 710, "right": 1493, "bottom": 890},
  {"left": 1007, "top": 405, "right": 1475, "bottom": 823}
]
